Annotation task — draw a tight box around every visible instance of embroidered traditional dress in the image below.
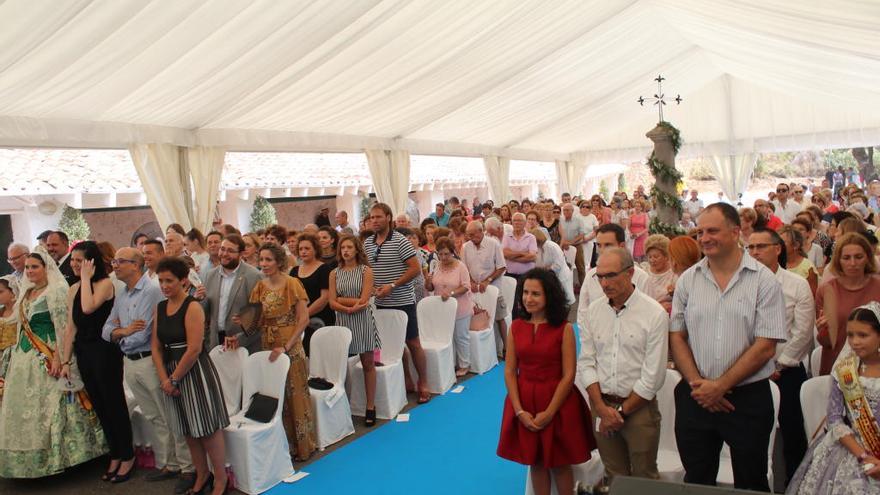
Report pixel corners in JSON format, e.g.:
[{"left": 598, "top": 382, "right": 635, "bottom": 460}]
[
  {"left": 250, "top": 276, "right": 317, "bottom": 461},
  {"left": 0, "top": 308, "right": 16, "bottom": 405},
  {"left": 786, "top": 353, "right": 880, "bottom": 494},
  {"left": 0, "top": 288, "right": 106, "bottom": 478}
]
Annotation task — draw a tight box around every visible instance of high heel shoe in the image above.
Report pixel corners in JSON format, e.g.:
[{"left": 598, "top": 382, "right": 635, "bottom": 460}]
[
  {"left": 101, "top": 464, "right": 119, "bottom": 482},
  {"left": 110, "top": 459, "right": 136, "bottom": 484},
  {"left": 365, "top": 408, "right": 377, "bottom": 427}
]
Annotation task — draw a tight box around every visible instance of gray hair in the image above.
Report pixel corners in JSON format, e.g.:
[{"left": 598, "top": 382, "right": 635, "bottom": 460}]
[
  {"left": 512, "top": 212, "right": 526, "bottom": 222},
  {"left": 7, "top": 242, "right": 29, "bottom": 255},
  {"left": 484, "top": 217, "right": 502, "bottom": 231},
  {"left": 599, "top": 247, "right": 634, "bottom": 271}
]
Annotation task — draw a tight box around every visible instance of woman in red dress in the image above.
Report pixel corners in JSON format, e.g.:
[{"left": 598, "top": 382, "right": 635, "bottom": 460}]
[{"left": 497, "top": 268, "right": 594, "bottom": 495}]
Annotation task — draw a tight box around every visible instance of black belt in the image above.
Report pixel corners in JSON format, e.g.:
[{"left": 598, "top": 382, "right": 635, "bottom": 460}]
[
  {"left": 126, "top": 351, "right": 152, "bottom": 361},
  {"left": 601, "top": 393, "right": 627, "bottom": 404}
]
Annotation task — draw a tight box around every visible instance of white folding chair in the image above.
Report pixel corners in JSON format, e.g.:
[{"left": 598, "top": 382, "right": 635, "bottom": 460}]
[
  {"left": 224, "top": 351, "right": 294, "bottom": 495},
  {"left": 350, "top": 309, "right": 408, "bottom": 419},
  {"left": 801, "top": 375, "right": 831, "bottom": 441},
  {"left": 417, "top": 296, "right": 457, "bottom": 394},
  {"left": 124, "top": 377, "right": 158, "bottom": 452},
  {"left": 308, "top": 326, "right": 354, "bottom": 450},
  {"left": 810, "top": 347, "right": 823, "bottom": 378},
  {"left": 469, "top": 285, "right": 499, "bottom": 374},
  {"left": 716, "top": 381, "right": 781, "bottom": 489},
  {"left": 497, "top": 276, "right": 517, "bottom": 356},
  {"left": 657, "top": 369, "right": 685, "bottom": 482},
  {"left": 209, "top": 345, "right": 249, "bottom": 415}
]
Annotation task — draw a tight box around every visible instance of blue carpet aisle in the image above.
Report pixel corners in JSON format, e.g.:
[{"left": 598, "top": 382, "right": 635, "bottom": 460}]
[{"left": 269, "top": 365, "right": 525, "bottom": 495}]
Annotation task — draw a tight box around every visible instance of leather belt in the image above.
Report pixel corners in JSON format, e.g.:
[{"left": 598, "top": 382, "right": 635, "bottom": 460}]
[
  {"left": 126, "top": 351, "right": 152, "bottom": 361},
  {"left": 601, "top": 393, "right": 627, "bottom": 404}
]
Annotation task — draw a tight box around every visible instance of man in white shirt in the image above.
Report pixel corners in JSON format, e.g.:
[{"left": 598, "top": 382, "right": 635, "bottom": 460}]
[
  {"left": 142, "top": 239, "right": 165, "bottom": 281},
  {"left": 771, "top": 183, "right": 802, "bottom": 224},
  {"left": 5, "top": 242, "right": 28, "bottom": 281},
  {"left": 578, "top": 247, "right": 668, "bottom": 481},
  {"left": 559, "top": 203, "right": 587, "bottom": 286},
  {"left": 462, "top": 221, "right": 508, "bottom": 355},
  {"left": 335, "top": 210, "right": 358, "bottom": 234},
  {"left": 683, "top": 190, "right": 704, "bottom": 218},
  {"left": 576, "top": 224, "right": 649, "bottom": 329},
  {"left": 746, "top": 228, "right": 813, "bottom": 484}
]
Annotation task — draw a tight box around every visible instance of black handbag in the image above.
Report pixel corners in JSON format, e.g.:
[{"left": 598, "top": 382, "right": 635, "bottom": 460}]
[
  {"left": 308, "top": 377, "right": 334, "bottom": 390},
  {"left": 243, "top": 392, "right": 279, "bottom": 423}
]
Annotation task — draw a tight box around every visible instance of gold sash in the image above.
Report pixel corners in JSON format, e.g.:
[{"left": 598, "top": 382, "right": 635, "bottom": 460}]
[
  {"left": 18, "top": 300, "right": 93, "bottom": 411},
  {"left": 835, "top": 354, "right": 880, "bottom": 457}
]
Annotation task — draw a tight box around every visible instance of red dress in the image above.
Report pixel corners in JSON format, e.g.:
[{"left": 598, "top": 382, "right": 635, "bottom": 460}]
[{"left": 497, "top": 320, "right": 594, "bottom": 468}]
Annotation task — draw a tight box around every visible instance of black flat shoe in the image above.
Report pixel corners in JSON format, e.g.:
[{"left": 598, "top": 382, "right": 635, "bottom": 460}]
[
  {"left": 187, "top": 472, "right": 214, "bottom": 495},
  {"left": 365, "top": 408, "right": 377, "bottom": 427}
]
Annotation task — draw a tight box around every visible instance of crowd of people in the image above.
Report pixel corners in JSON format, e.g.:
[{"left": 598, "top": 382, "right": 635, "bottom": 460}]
[{"left": 0, "top": 174, "right": 879, "bottom": 495}]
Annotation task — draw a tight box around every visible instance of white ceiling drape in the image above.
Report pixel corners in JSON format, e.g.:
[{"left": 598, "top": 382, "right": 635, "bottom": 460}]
[
  {"left": 711, "top": 154, "right": 758, "bottom": 205},
  {"left": 185, "top": 146, "right": 226, "bottom": 233},
  {"left": 129, "top": 143, "right": 193, "bottom": 232},
  {"left": 483, "top": 155, "right": 511, "bottom": 203},
  {"left": 365, "top": 149, "right": 411, "bottom": 216},
  {"left": 1, "top": 1, "right": 878, "bottom": 164}
]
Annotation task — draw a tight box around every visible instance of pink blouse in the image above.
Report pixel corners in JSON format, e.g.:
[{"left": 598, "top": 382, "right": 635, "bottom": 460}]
[{"left": 431, "top": 260, "right": 473, "bottom": 319}]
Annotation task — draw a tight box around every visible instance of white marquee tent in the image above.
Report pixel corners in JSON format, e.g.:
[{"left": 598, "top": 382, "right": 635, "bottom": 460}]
[{"left": 1, "top": 0, "right": 878, "bottom": 228}]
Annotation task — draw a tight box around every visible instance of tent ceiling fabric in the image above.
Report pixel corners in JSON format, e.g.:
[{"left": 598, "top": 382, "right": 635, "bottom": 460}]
[{"left": 0, "top": 0, "right": 878, "bottom": 161}]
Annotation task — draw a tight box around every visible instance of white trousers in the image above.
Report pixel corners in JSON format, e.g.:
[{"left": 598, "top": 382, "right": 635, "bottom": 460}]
[
  {"left": 453, "top": 314, "right": 473, "bottom": 369},
  {"left": 124, "top": 356, "right": 193, "bottom": 472}
]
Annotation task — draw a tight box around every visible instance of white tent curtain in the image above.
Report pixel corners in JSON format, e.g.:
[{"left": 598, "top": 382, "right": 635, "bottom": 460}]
[
  {"left": 185, "top": 146, "right": 226, "bottom": 233},
  {"left": 483, "top": 155, "right": 511, "bottom": 204},
  {"left": 365, "top": 149, "right": 411, "bottom": 216},
  {"left": 555, "top": 156, "right": 589, "bottom": 198},
  {"left": 711, "top": 154, "right": 758, "bottom": 204},
  {"left": 129, "top": 143, "right": 193, "bottom": 232}
]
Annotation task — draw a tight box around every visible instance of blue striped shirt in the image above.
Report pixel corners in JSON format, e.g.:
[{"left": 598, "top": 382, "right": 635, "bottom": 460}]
[{"left": 671, "top": 252, "right": 786, "bottom": 385}]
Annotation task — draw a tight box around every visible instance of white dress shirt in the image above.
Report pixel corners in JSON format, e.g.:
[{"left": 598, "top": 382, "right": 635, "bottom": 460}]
[
  {"left": 577, "top": 288, "right": 669, "bottom": 400},
  {"left": 773, "top": 267, "right": 815, "bottom": 368},
  {"left": 576, "top": 264, "right": 649, "bottom": 331},
  {"left": 771, "top": 199, "right": 803, "bottom": 224},
  {"left": 216, "top": 263, "right": 242, "bottom": 333}
]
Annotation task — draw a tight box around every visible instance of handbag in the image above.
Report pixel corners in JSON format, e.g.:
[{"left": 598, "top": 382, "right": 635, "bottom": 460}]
[
  {"left": 469, "top": 302, "right": 490, "bottom": 331},
  {"left": 244, "top": 392, "right": 278, "bottom": 423},
  {"left": 308, "top": 377, "right": 334, "bottom": 390},
  {"left": 237, "top": 302, "right": 263, "bottom": 337}
]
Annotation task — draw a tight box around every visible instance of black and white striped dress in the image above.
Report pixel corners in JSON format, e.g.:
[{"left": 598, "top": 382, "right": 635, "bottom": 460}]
[
  {"left": 334, "top": 265, "right": 381, "bottom": 355},
  {"left": 157, "top": 297, "right": 229, "bottom": 438}
]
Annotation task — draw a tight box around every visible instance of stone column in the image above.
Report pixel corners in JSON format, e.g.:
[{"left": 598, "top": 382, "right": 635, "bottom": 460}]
[{"left": 646, "top": 124, "right": 680, "bottom": 227}]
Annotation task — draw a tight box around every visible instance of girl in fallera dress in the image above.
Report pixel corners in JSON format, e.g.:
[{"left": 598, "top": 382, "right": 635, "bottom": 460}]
[{"left": 497, "top": 268, "right": 594, "bottom": 495}]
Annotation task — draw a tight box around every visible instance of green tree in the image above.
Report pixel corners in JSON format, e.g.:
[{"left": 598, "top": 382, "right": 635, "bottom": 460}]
[
  {"left": 249, "top": 195, "right": 277, "bottom": 231},
  {"left": 617, "top": 173, "right": 626, "bottom": 193},
  {"left": 59, "top": 204, "right": 90, "bottom": 241}
]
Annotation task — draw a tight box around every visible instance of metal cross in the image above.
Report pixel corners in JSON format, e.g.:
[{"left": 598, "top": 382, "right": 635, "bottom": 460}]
[{"left": 638, "top": 74, "right": 682, "bottom": 122}]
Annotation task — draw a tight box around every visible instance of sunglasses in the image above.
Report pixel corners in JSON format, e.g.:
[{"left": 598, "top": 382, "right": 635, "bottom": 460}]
[{"left": 776, "top": 188, "right": 789, "bottom": 193}]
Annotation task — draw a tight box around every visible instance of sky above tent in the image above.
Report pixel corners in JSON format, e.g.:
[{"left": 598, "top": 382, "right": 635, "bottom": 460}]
[{"left": 0, "top": 0, "right": 877, "bottom": 161}]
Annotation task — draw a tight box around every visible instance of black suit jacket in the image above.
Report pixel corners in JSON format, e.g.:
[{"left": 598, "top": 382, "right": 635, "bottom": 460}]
[{"left": 58, "top": 255, "right": 76, "bottom": 287}]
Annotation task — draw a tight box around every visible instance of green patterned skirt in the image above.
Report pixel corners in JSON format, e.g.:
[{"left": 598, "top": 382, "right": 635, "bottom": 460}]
[{"left": 0, "top": 347, "right": 107, "bottom": 478}]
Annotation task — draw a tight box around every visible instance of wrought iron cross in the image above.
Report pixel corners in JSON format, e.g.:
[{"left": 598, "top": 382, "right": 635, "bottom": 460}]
[{"left": 637, "top": 74, "right": 682, "bottom": 122}]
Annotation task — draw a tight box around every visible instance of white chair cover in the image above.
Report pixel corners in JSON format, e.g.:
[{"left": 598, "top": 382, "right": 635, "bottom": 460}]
[
  {"left": 810, "top": 346, "right": 822, "bottom": 378},
  {"left": 563, "top": 245, "right": 577, "bottom": 268},
  {"left": 469, "top": 285, "right": 500, "bottom": 374},
  {"left": 801, "top": 375, "right": 832, "bottom": 441},
  {"left": 717, "top": 380, "right": 781, "bottom": 488},
  {"left": 417, "top": 296, "right": 458, "bottom": 394},
  {"left": 224, "top": 351, "right": 294, "bottom": 495},
  {"left": 657, "top": 370, "right": 685, "bottom": 482},
  {"left": 124, "top": 378, "right": 159, "bottom": 449},
  {"left": 308, "top": 326, "right": 355, "bottom": 450},
  {"left": 209, "top": 345, "right": 249, "bottom": 415},
  {"left": 497, "top": 276, "right": 517, "bottom": 355},
  {"left": 350, "top": 309, "right": 408, "bottom": 419}
]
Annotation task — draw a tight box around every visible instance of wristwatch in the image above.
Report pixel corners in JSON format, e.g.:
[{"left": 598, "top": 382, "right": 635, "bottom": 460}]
[
  {"left": 390, "top": 282, "right": 396, "bottom": 289},
  {"left": 615, "top": 404, "right": 627, "bottom": 419},
  {"left": 170, "top": 378, "right": 180, "bottom": 388}
]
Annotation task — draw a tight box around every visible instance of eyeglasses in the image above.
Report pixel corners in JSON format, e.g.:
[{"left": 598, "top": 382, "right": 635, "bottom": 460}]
[
  {"left": 6, "top": 253, "right": 26, "bottom": 263},
  {"left": 110, "top": 258, "right": 137, "bottom": 266},
  {"left": 218, "top": 247, "right": 240, "bottom": 254},
  {"left": 776, "top": 189, "right": 789, "bottom": 193},
  {"left": 593, "top": 265, "right": 633, "bottom": 281},
  {"left": 746, "top": 243, "right": 777, "bottom": 251}
]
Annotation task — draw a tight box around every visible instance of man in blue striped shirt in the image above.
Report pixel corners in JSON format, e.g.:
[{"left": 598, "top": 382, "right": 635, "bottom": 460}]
[{"left": 670, "top": 203, "right": 786, "bottom": 492}]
